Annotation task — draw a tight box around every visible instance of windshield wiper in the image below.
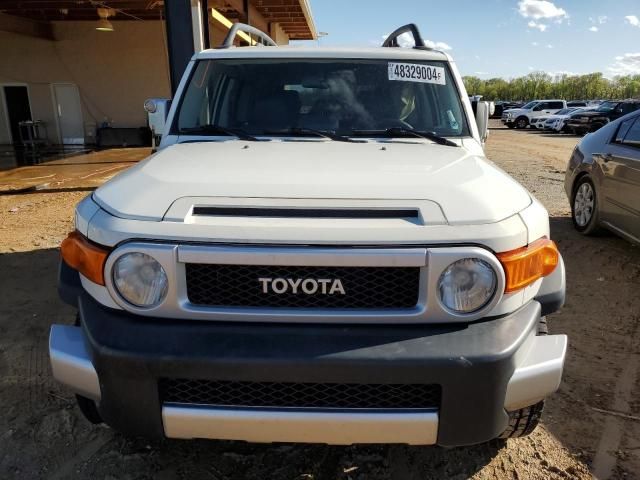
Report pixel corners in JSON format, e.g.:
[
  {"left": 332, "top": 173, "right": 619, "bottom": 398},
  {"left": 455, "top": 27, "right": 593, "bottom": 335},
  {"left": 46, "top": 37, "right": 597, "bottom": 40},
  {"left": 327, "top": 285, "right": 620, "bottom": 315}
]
[
  {"left": 263, "top": 127, "right": 364, "bottom": 143},
  {"left": 179, "top": 125, "right": 262, "bottom": 141},
  {"left": 350, "top": 127, "right": 458, "bottom": 147}
]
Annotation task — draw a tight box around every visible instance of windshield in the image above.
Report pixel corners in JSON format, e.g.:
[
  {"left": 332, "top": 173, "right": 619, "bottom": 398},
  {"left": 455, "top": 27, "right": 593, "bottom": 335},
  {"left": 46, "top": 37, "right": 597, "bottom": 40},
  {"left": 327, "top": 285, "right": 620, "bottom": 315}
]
[
  {"left": 596, "top": 101, "right": 617, "bottom": 112},
  {"left": 556, "top": 108, "right": 573, "bottom": 115},
  {"left": 175, "top": 59, "right": 469, "bottom": 138},
  {"left": 521, "top": 101, "right": 538, "bottom": 109}
]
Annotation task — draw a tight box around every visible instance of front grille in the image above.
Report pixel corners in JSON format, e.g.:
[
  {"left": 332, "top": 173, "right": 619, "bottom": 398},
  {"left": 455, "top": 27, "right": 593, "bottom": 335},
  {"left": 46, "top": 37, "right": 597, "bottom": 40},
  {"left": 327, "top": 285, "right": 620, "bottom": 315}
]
[
  {"left": 160, "top": 379, "right": 441, "bottom": 410},
  {"left": 186, "top": 264, "right": 420, "bottom": 309}
]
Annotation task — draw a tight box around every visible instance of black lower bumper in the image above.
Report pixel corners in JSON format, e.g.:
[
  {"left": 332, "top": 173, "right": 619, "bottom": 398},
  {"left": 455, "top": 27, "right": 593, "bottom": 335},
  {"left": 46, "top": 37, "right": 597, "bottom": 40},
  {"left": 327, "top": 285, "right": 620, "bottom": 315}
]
[{"left": 76, "top": 290, "right": 541, "bottom": 447}]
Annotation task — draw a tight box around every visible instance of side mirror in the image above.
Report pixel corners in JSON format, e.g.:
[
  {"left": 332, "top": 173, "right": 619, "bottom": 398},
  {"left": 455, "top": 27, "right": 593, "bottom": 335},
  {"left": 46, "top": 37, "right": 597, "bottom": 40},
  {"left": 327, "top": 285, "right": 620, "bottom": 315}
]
[
  {"left": 475, "top": 101, "right": 490, "bottom": 144},
  {"left": 487, "top": 101, "right": 496, "bottom": 117},
  {"left": 144, "top": 98, "right": 171, "bottom": 149}
]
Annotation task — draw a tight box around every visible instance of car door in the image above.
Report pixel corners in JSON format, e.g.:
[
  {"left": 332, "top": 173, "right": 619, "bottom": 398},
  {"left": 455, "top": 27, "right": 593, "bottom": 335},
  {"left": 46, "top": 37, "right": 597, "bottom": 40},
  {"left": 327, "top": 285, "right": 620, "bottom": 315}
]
[
  {"left": 530, "top": 102, "right": 546, "bottom": 120},
  {"left": 609, "top": 103, "right": 634, "bottom": 122},
  {"left": 621, "top": 102, "right": 640, "bottom": 118},
  {"left": 598, "top": 115, "right": 640, "bottom": 241}
]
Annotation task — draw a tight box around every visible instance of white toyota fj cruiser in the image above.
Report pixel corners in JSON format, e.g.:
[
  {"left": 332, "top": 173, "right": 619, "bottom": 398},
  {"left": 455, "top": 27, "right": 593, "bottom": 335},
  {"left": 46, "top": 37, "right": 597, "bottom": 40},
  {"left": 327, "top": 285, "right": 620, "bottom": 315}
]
[{"left": 50, "top": 24, "right": 567, "bottom": 447}]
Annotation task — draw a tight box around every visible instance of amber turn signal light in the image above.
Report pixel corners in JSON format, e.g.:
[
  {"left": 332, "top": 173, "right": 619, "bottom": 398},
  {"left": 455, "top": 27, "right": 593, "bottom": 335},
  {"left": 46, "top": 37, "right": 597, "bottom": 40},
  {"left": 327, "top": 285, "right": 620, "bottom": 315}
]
[
  {"left": 497, "top": 238, "right": 559, "bottom": 293},
  {"left": 60, "top": 231, "right": 110, "bottom": 286}
]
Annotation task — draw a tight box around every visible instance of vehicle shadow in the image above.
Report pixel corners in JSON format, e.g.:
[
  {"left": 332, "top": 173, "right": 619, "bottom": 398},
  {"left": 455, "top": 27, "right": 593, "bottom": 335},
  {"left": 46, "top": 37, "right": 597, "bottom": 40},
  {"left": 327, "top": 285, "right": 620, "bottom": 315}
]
[
  {"left": 112, "top": 437, "right": 509, "bottom": 479},
  {"left": 539, "top": 133, "right": 583, "bottom": 139}
]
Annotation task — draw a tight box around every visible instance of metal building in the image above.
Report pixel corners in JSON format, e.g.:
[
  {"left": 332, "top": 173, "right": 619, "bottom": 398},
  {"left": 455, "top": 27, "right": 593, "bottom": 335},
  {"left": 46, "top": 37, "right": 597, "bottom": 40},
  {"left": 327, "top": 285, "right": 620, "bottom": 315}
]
[{"left": 0, "top": 1, "right": 317, "bottom": 149}]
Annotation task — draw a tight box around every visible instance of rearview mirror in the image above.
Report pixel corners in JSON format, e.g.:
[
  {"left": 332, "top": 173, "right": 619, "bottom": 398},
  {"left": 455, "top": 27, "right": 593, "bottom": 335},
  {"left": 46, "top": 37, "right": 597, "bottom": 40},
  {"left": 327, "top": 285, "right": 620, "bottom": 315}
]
[
  {"left": 144, "top": 98, "right": 171, "bottom": 150},
  {"left": 475, "top": 101, "right": 490, "bottom": 145}
]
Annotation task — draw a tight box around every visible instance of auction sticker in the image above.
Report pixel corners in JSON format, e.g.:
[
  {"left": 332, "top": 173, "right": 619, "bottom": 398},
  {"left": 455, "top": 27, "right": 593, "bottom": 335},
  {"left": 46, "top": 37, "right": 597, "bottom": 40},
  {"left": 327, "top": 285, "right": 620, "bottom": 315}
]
[{"left": 388, "top": 63, "right": 446, "bottom": 85}]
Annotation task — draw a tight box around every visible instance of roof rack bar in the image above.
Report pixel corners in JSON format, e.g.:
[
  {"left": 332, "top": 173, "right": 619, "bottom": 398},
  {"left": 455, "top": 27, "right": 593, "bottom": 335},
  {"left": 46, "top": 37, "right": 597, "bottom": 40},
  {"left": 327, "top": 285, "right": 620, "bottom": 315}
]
[
  {"left": 221, "top": 23, "right": 277, "bottom": 48},
  {"left": 382, "top": 23, "right": 427, "bottom": 48}
]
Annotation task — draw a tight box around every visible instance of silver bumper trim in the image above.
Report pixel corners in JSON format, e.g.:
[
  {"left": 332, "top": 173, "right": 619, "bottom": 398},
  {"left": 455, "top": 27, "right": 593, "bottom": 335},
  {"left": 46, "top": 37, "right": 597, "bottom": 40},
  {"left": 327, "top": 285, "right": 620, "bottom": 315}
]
[
  {"left": 49, "top": 325, "right": 101, "bottom": 400},
  {"left": 162, "top": 406, "right": 439, "bottom": 445},
  {"left": 177, "top": 245, "right": 428, "bottom": 267},
  {"left": 504, "top": 334, "right": 567, "bottom": 411}
]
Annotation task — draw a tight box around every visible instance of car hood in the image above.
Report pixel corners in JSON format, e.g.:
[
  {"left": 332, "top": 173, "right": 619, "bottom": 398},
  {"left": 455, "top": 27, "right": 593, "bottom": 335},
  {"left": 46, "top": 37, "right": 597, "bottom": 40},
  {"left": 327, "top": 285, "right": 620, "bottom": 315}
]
[
  {"left": 93, "top": 140, "right": 532, "bottom": 225},
  {"left": 503, "top": 108, "right": 530, "bottom": 116}
]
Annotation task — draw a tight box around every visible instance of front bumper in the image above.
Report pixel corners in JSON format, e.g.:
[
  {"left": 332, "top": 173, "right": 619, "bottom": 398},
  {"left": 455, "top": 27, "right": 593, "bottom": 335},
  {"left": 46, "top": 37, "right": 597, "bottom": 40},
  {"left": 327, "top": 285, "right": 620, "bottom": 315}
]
[
  {"left": 50, "top": 291, "right": 567, "bottom": 447},
  {"left": 566, "top": 122, "right": 589, "bottom": 133}
]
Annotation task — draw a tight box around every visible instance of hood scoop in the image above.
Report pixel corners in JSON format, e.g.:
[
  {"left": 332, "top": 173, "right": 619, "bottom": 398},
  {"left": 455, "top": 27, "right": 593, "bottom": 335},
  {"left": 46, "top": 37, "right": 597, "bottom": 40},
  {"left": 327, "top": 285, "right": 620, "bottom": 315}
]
[
  {"left": 164, "top": 197, "right": 446, "bottom": 229},
  {"left": 192, "top": 206, "right": 421, "bottom": 220}
]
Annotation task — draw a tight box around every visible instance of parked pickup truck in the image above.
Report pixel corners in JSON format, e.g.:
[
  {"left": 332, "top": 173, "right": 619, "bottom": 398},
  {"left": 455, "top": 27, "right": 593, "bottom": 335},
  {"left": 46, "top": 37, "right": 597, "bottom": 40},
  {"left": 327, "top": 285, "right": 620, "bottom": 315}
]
[
  {"left": 502, "top": 100, "right": 567, "bottom": 129},
  {"left": 565, "top": 100, "right": 640, "bottom": 135},
  {"left": 50, "top": 23, "right": 567, "bottom": 447}
]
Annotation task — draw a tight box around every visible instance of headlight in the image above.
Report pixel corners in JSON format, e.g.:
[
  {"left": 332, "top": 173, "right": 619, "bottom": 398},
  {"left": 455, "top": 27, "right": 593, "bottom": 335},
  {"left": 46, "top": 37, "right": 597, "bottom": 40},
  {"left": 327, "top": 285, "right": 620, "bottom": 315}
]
[
  {"left": 112, "top": 252, "right": 168, "bottom": 307},
  {"left": 438, "top": 259, "right": 497, "bottom": 313}
]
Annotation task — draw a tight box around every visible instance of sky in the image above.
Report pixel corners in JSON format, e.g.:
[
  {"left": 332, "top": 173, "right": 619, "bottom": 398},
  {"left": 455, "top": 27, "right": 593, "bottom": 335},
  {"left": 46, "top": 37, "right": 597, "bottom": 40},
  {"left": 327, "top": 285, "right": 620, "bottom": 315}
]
[{"left": 302, "top": 0, "right": 640, "bottom": 79}]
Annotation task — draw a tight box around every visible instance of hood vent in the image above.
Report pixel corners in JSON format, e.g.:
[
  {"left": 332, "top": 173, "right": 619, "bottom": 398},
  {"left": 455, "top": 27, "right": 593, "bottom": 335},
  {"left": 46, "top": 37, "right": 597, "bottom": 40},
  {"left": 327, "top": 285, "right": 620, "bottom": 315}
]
[{"left": 191, "top": 206, "right": 420, "bottom": 220}]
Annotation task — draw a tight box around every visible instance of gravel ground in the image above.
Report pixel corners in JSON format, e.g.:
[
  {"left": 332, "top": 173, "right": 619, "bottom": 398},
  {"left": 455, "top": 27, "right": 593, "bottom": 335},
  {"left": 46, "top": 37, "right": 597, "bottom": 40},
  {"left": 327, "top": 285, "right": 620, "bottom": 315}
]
[{"left": 1, "top": 123, "right": 639, "bottom": 479}]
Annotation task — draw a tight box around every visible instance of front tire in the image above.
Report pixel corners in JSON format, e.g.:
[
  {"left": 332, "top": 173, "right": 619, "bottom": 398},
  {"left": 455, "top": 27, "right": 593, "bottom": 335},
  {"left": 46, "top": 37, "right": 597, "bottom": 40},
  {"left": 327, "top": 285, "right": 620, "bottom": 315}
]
[
  {"left": 75, "top": 395, "right": 103, "bottom": 424},
  {"left": 498, "top": 317, "right": 548, "bottom": 439},
  {"left": 571, "top": 176, "right": 602, "bottom": 235},
  {"left": 537, "top": 317, "right": 548, "bottom": 335},
  {"left": 515, "top": 116, "right": 529, "bottom": 129},
  {"left": 500, "top": 401, "right": 544, "bottom": 439}
]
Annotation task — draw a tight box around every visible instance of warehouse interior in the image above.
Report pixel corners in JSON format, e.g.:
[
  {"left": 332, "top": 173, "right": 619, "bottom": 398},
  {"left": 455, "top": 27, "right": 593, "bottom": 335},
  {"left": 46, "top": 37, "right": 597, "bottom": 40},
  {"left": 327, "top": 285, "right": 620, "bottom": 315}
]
[{"left": 0, "top": 0, "right": 317, "bottom": 164}]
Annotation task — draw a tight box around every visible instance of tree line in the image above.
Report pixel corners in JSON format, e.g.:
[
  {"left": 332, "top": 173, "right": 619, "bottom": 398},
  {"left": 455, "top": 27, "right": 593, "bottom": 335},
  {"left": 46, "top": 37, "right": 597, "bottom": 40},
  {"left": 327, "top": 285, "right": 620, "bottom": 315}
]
[{"left": 463, "top": 72, "right": 640, "bottom": 101}]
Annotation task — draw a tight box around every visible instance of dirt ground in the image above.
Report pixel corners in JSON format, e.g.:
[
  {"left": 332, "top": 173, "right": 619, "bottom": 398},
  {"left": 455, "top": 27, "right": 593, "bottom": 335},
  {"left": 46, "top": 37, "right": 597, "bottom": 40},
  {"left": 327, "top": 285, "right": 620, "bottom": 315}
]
[{"left": 1, "top": 122, "right": 639, "bottom": 479}]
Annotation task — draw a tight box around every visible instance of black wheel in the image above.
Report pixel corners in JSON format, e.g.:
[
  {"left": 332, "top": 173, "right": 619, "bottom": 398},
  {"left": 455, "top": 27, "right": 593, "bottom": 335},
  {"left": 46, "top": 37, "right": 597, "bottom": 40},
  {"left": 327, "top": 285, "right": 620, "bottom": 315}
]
[
  {"left": 498, "top": 319, "right": 548, "bottom": 440},
  {"left": 75, "top": 394, "right": 103, "bottom": 424},
  {"left": 500, "top": 401, "right": 544, "bottom": 439},
  {"left": 571, "top": 176, "right": 603, "bottom": 235},
  {"left": 515, "top": 116, "right": 529, "bottom": 129},
  {"left": 537, "top": 317, "right": 548, "bottom": 336}
]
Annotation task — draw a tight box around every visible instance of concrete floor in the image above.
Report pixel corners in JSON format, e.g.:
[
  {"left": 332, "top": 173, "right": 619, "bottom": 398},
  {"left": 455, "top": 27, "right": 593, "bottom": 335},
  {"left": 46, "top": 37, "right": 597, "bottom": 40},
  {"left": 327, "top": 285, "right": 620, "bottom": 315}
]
[
  {"left": 0, "top": 145, "right": 92, "bottom": 171},
  {"left": 0, "top": 148, "right": 150, "bottom": 194}
]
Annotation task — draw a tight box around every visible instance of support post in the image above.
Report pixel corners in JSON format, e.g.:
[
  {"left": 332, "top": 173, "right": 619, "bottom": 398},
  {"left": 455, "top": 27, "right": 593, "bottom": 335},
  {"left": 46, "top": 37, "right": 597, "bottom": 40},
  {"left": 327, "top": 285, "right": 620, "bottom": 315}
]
[
  {"left": 164, "top": 0, "right": 195, "bottom": 95},
  {"left": 201, "top": 0, "right": 210, "bottom": 49}
]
